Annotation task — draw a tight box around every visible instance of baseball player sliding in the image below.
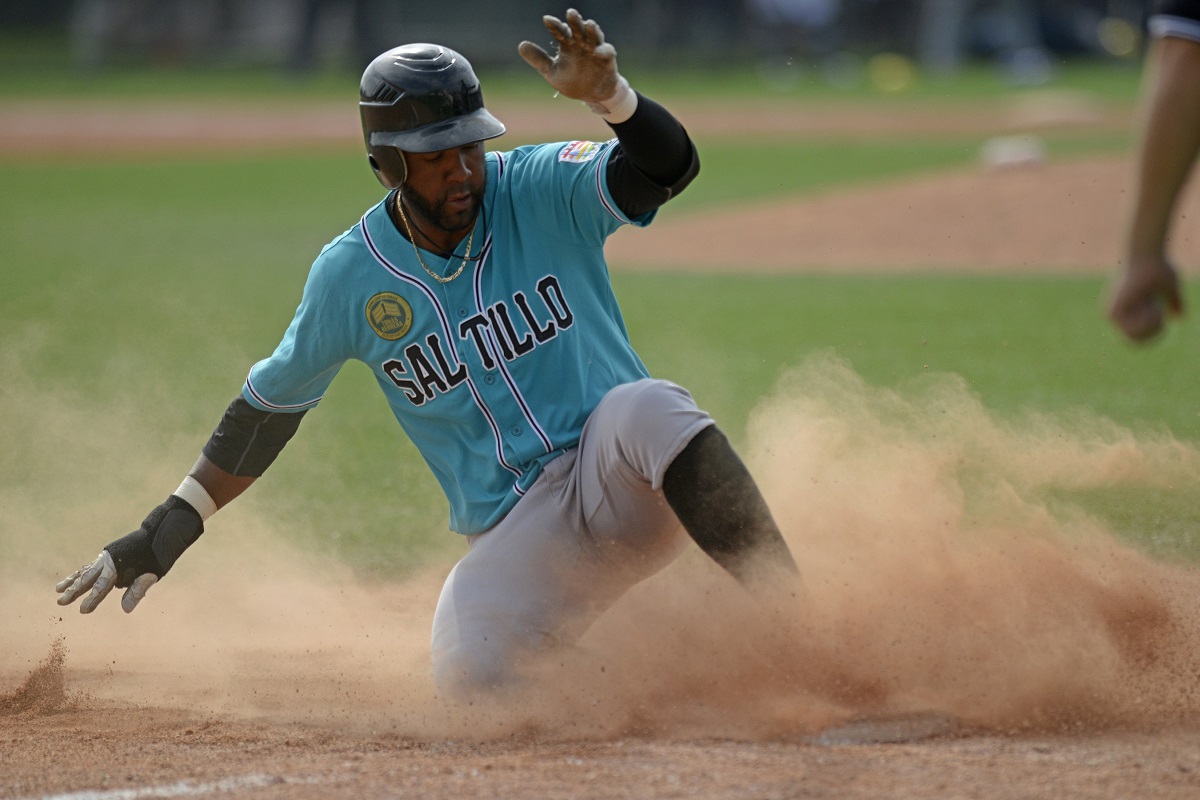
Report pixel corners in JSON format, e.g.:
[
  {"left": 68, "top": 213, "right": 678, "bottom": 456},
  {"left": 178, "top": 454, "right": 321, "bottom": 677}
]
[{"left": 56, "top": 8, "right": 799, "bottom": 698}]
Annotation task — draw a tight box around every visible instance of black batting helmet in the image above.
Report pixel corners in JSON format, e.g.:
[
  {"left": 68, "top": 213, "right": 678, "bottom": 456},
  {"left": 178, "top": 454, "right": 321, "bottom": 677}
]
[{"left": 360, "top": 44, "right": 506, "bottom": 189}]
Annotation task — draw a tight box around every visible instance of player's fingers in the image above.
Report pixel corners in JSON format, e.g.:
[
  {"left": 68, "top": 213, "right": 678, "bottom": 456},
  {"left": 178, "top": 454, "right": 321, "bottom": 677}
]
[
  {"left": 78, "top": 574, "right": 115, "bottom": 613},
  {"left": 54, "top": 567, "right": 85, "bottom": 596},
  {"left": 78, "top": 552, "right": 118, "bottom": 614},
  {"left": 1158, "top": 271, "right": 1185, "bottom": 316},
  {"left": 542, "top": 14, "right": 570, "bottom": 43},
  {"left": 1170, "top": 290, "right": 1185, "bottom": 316},
  {"left": 518, "top": 41, "right": 554, "bottom": 73},
  {"left": 1165, "top": 285, "right": 1185, "bottom": 316},
  {"left": 565, "top": 8, "right": 586, "bottom": 39},
  {"left": 583, "top": 18, "right": 605, "bottom": 47},
  {"left": 56, "top": 552, "right": 107, "bottom": 604},
  {"left": 566, "top": 10, "right": 594, "bottom": 49},
  {"left": 1117, "top": 301, "right": 1164, "bottom": 341},
  {"left": 121, "top": 574, "right": 158, "bottom": 614}
]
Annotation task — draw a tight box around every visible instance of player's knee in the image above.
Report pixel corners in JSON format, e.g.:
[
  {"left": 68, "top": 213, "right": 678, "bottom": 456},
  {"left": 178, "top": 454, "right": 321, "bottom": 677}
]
[
  {"left": 605, "top": 378, "right": 685, "bottom": 415},
  {"left": 431, "top": 641, "right": 512, "bottom": 702},
  {"left": 597, "top": 379, "right": 713, "bottom": 482},
  {"left": 431, "top": 626, "right": 556, "bottom": 702}
]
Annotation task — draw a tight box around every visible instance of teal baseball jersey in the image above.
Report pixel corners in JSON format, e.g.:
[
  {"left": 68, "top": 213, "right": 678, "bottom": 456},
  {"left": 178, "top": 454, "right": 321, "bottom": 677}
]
[{"left": 243, "top": 139, "right": 656, "bottom": 534}]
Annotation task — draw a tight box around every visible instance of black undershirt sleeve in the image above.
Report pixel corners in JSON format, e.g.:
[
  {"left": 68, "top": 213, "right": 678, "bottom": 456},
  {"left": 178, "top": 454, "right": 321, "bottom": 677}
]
[
  {"left": 202, "top": 395, "right": 307, "bottom": 478},
  {"left": 605, "top": 92, "right": 700, "bottom": 220}
]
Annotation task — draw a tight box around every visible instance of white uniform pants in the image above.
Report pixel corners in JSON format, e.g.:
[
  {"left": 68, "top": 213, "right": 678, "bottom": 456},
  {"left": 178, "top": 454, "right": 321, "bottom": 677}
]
[{"left": 430, "top": 378, "right": 714, "bottom": 698}]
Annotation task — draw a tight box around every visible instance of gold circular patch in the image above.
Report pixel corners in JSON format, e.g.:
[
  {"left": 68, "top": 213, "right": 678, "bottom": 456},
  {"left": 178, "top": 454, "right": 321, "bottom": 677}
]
[{"left": 365, "top": 292, "right": 413, "bottom": 341}]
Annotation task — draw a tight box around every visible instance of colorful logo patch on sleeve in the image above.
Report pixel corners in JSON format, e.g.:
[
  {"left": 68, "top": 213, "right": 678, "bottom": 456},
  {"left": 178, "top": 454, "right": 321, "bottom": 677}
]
[
  {"left": 558, "top": 140, "right": 602, "bottom": 163},
  {"left": 366, "top": 291, "right": 413, "bottom": 340}
]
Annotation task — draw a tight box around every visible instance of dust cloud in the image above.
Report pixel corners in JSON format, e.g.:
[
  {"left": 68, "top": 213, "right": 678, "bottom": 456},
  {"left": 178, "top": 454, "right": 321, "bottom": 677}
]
[
  {"left": 0, "top": 341, "right": 453, "bottom": 734},
  {"left": 0, "top": 638, "right": 67, "bottom": 716},
  {"left": 4, "top": 352, "right": 1200, "bottom": 741},
  {"left": 552, "top": 354, "right": 1200, "bottom": 738}
]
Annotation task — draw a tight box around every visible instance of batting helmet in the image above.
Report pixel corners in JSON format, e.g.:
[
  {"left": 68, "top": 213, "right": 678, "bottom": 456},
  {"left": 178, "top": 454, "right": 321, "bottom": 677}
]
[{"left": 360, "top": 44, "right": 506, "bottom": 189}]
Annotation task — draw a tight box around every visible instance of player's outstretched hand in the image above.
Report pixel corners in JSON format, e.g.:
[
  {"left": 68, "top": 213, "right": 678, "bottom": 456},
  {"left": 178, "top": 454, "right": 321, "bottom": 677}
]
[
  {"left": 1108, "top": 252, "right": 1185, "bottom": 342},
  {"left": 519, "top": 8, "right": 622, "bottom": 109},
  {"left": 55, "top": 550, "right": 157, "bottom": 614},
  {"left": 55, "top": 495, "right": 204, "bottom": 614}
]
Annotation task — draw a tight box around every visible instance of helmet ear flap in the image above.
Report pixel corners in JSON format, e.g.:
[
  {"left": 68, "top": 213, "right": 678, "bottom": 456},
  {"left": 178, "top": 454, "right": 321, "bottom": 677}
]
[{"left": 368, "top": 147, "right": 407, "bottom": 190}]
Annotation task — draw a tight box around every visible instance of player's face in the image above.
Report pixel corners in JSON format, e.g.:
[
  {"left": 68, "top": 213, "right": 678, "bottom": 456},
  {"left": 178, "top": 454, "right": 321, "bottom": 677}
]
[{"left": 402, "top": 142, "right": 487, "bottom": 235}]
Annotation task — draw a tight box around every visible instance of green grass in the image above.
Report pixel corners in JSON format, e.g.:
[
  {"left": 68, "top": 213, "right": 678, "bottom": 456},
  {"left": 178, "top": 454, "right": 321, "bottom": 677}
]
[
  {"left": 1, "top": 138, "right": 1137, "bottom": 386},
  {"left": 618, "top": 272, "right": 1200, "bottom": 563},
  {"left": 2, "top": 62, "right": 1193, "bottom": 571},
  {"left": 619, "top": 272, "right": 1200, "bottom": 441},
  {"left": 8, "top": 249, "right": 1198, "bottom": 569}
]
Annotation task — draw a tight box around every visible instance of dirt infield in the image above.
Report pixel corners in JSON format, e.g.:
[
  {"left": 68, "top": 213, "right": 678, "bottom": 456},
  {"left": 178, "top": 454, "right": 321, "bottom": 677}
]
[
  {"left": 5, "top": 94, "right": 1200, "bottom": 799},
  {"left": 607, "top": 155, "right": 1200, "bottom": 274}
]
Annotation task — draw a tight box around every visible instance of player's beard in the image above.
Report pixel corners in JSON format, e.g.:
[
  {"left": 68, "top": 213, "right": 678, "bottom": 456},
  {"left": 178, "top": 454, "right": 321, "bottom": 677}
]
[{"left": 403, "top": 179, "right": 486, "bottom": 237}]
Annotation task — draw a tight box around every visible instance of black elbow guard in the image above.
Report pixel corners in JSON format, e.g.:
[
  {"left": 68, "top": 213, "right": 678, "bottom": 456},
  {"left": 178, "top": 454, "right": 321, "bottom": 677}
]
[
  {"left": 606, "top": 93, "right": 700, "bottom": 217},
  {"left": 202, "top": 396, "right": 307, "bottom": 477}
]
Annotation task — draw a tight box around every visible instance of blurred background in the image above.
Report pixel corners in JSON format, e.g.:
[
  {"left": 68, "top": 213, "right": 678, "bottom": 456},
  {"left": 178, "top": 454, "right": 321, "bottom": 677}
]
[
  {"left": 0, "top": 0, "right": 1153, "bottom": 84},
  {"left": 4, "top": 1, "right": 1191, "bottom": 576}
]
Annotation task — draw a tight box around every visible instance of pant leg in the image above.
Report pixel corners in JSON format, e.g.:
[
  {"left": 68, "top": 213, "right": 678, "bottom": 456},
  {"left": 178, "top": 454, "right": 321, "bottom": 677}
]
[
  {"left": 429, "top": 379, "right": 713, "bottom": 699},
  {"left": 430, "top": 450, "right": 590, "bottom": 698},
  {"left": 572, "top": 378, "right": 714, "bottom": 578}
]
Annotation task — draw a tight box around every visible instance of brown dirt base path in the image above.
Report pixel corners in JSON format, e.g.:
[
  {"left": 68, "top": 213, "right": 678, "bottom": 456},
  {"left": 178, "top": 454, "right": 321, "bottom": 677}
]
[
  {"left": 4, "top": 638, "right": 1200, "bottom": 800},
  {"left": 6, "top": 95, "right": 1200, "bottom": 799},
  {"left": 607, "top": 155, "right": 1200, "bottom": 274}
]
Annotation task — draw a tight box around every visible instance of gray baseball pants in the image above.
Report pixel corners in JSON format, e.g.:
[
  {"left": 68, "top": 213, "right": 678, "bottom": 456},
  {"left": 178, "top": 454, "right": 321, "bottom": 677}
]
[{"left": 430, "top": 378, "right": 714, "bottom": 698}]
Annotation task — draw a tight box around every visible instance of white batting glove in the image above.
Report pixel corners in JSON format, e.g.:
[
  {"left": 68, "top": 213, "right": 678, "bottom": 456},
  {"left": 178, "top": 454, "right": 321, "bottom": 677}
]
[
  {"left": 55, "top": 490, "right": 208, "bottom": 614},
  {"left": 55, "top": 551, "right": 159, "bottom": 614},
  {"left": 518, "top": 9, "right": 638, "bottom": 123}
]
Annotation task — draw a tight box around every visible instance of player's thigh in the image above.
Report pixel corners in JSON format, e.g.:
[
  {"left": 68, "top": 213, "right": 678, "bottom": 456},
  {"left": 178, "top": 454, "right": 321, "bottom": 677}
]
[
  {"left": 430, "top": 454, "right": 608, "bottom": 693},
  {"left": 576, "top": 378, "right": 712, "bottom": 566}
]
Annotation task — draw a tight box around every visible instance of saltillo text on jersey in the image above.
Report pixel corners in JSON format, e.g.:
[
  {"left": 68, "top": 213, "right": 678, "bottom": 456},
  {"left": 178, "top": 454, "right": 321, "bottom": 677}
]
[
  {"left": 381, "top": 275, "right": 575, "bottom": 407},
  {"left": 241, "top": 141, "right": 656, "bottom": 535}
]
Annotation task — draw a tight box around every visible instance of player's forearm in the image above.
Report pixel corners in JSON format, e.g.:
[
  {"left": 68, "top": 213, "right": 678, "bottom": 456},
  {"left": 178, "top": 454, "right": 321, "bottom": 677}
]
[
  {"left": 166, "top": 392, "right": 307, "bottom": 514},
  {"left": 186, "top": 453, "right": 257, "bottom": 511},
  {"left": 1127, "top": 34, "right": 1200, "bottom": 261}
]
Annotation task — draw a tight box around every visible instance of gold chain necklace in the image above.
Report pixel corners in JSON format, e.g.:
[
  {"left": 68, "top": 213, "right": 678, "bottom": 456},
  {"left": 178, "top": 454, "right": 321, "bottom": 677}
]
[{"left": 394, "top": 193, "right": 475, "bottom": 284}]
